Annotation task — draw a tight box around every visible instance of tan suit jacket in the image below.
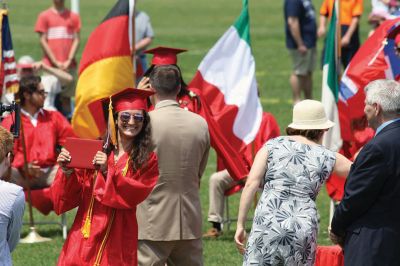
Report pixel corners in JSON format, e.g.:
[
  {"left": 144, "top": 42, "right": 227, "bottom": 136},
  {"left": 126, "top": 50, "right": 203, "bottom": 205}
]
[{"left": 137, "top": 100, "right": 210, "bottom": 241}]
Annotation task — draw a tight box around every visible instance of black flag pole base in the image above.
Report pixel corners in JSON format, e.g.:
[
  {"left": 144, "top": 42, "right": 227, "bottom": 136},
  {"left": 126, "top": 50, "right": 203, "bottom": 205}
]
[{"left": 20, "top": 227, "right": 51, "bottom": 244}]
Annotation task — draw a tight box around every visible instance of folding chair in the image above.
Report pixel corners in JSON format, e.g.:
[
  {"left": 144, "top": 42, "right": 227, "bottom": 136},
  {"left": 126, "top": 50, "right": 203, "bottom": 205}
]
[{"left": 222, "top": 184, "right": 260, "bottom": 231}]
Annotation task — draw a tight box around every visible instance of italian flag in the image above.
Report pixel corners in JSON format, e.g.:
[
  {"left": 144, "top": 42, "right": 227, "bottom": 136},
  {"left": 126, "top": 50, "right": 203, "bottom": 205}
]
[
  {"left": 190, "top": 0, "right": 262, "bottom": 155},
  {"left": 322, "top": 1, "right": 342, "bottom": 151}
]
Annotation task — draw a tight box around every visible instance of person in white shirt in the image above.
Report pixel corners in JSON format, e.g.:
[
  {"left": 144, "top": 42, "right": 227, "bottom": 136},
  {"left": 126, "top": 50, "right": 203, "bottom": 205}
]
[{"left": 0, "top": 126, "right": 25, "bottom": 266}]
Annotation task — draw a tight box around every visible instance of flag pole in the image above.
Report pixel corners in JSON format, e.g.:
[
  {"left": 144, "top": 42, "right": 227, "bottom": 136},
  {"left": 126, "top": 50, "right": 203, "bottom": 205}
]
[
  {"left": 70, "top": 0, "right": 79, "bottom": 14},
  {"left": 129, "top": 0, "right": 136, "bottom": 85},
  {"left": 18, "top": 107, "right": 51, "bottom": 244},
  {"left": 328, "top": 0, "right": 342, "bottom": 228},
  {"left": 335, "top": 0, "right": 342, "bottom": 80}
]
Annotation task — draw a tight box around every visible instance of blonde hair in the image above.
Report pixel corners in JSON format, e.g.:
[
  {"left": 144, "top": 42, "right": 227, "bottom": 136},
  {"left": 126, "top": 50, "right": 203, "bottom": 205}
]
[{"left": 0, "top": 126, "right": 13, "bottom": 162}]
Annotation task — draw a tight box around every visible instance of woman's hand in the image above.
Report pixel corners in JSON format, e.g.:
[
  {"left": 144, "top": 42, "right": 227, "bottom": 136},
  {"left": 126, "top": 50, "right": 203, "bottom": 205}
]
[
  {"left": 93, "top": 151, "right": 108, "bottom": 175},
  {"left": 57, "top": 148, "right": 72, "bottom": 173},
  {"left": 137, "top": 76, "right": 152, "bottom": 91},
  {"left": 234, "top": 226, "right": 247, "bottom": 255}
]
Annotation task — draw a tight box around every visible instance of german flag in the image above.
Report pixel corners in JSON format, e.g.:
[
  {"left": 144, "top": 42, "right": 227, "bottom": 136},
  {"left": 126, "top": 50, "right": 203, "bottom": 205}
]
[{"left": 72, "top": 0, "right": 134, "bottom": 139}]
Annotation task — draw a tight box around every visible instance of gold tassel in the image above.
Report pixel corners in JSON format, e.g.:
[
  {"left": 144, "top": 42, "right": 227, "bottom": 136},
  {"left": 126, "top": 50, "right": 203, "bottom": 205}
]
[
  {"left": 108, "top": 97, "right": 118, "bottom": 147},
  {"left": 122, "top": 159, "right": 129, "bottom": 177},
  {"left": 81, "top": 171, "right": 97, "bottom": 239}
]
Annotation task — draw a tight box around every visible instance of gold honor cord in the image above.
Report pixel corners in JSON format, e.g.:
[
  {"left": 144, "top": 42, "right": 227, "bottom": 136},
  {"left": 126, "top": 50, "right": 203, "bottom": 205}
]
[
  {"left": 84, "top": 160, "right": 128, "bottom": 264},
  {"left": 94, "top": 209, "right": 116, "bottom": 266}
]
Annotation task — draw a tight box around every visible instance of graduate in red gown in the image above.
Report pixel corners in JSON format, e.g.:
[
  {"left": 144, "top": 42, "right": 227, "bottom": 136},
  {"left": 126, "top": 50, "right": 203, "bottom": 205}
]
[
  {"left": 1, "top": 75, "right": 74, "bottom": 215},
  {"left": 52, "top": 88, "right": 158, "bottom": 266}
]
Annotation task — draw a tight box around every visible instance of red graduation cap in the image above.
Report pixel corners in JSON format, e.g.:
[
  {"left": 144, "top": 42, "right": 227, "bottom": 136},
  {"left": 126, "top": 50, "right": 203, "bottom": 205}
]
[
  {"left": 144, "top": 46, "right": 187, "bottom": 66},
  {"left": 106, "top": 88, "right": 154, "bottom": 112}
]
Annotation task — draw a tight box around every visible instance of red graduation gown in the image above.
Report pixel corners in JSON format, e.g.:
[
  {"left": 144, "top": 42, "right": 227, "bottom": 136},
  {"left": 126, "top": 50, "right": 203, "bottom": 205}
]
[
  {"left": 51, "top": 151, "right": 159, "bottom": 266},
  {"left": 1, "top": 110, "right": 74, "bottom": 215},
  {"left": 1, "top": 109, "right": 74, "bottom": 169}
]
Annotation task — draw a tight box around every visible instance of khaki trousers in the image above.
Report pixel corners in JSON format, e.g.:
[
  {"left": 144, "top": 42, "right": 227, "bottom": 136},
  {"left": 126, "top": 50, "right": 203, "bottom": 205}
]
[
  {"left": 207, "top": 170, "right": 235, "bottom": 224},
  {"left": 138, "top": 239, "right": 203, "bottom": 266}
]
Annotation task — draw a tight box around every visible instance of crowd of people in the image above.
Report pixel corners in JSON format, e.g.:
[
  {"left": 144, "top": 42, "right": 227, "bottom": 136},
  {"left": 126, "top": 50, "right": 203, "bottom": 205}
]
[
  {"left": 284, "top": 0, "right": 400, "bottom": 104},
  {"left": 234, "top": 80, "right": 400, "bottom": 265},
  {"left": 0, "top": 0, "right": 400, "bottom": 266}
]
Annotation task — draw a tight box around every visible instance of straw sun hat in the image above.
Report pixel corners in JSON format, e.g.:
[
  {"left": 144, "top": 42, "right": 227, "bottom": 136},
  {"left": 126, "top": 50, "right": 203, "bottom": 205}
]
[{"left": 288, "top": 100, "right": 335, "bottom": 130}]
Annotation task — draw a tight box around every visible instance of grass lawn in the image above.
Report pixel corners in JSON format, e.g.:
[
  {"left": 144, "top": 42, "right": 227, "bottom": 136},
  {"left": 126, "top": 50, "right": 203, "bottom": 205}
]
[{"left": 10, "top": 0, "right": 371, "bottom": 265}]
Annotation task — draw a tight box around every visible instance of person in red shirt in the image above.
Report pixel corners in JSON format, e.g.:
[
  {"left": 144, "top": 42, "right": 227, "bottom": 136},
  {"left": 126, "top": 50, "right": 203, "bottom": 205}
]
[
  {"left": 53, "top": 88, "right": 159, "bottom": 266},
  {"left": 1, "top": 75, "right": 74, "bottom": 189},
  {"left": 34, "top": 0, "right": 81, "bottom": 117}
]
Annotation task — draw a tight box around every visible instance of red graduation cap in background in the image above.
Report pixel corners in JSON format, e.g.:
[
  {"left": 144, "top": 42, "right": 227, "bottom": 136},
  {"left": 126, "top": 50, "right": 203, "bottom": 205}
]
[
  {"left": 144, "top": 46, "right": 187, "bottom": 66},
  {"left": 108, "top": 88, "right": 155, "bottom": 112}
]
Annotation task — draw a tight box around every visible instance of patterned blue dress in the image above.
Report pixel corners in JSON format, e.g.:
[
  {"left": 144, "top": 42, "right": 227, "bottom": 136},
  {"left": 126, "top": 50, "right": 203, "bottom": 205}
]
[{"left": 243, "top": 136, "right": 336, "bottom": 266}]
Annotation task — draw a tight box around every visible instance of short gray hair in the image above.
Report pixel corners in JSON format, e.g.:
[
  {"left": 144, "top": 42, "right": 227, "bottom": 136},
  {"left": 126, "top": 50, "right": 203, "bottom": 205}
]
[{"left": 364, "top": 79, "right": 400, "bottom": 114}]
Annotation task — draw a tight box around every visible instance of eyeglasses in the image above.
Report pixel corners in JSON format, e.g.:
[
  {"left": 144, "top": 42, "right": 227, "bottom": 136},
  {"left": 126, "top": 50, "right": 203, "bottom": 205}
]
[{"left": 119, "top": 112, "right": 144, "bottom": 123}]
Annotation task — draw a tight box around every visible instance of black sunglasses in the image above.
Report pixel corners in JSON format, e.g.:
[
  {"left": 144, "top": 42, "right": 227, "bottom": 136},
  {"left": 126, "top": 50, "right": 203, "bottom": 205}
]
[{"left": 119, "top": 112, "right": 144, "bottom": 123}]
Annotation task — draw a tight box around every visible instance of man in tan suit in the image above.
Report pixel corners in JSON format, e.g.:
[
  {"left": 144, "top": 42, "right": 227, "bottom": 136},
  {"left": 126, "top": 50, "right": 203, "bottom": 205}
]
[{"left": 137, "top": 64, "right": 210, "bottom": 266}]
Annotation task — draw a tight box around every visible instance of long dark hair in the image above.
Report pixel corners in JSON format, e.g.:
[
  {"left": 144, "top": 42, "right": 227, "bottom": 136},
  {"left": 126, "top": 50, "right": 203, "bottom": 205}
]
[
  {"left": 126, "top": 111, "right": 152, "bottom": 171},
  {"left": 104, "top": 110, "right": 153, "bottom": 171},
  {"left": 285, "top": 127, "right": 324, "bottom": 142}
]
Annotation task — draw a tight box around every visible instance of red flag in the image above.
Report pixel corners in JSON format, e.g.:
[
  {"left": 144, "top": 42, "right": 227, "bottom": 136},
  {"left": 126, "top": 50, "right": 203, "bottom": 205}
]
[
  {"left": 326, "top": 18, "right": 400, "bottom": 201},
  {"left": 194, "top": 96, "right": 250, "bottom": 181},
  {"left": 221, "top": 112, "right": 280, "bottom": 196}
]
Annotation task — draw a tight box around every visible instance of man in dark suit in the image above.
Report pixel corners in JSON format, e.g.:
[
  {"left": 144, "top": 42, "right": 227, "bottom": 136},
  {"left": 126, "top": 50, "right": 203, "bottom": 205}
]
[{"left": 330, "top": 79, "right": 400, "bottom": 265}]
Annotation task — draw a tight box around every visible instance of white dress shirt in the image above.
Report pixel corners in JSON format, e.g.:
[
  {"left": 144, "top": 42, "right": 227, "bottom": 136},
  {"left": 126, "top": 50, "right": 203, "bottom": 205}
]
[{"left": 0, "top": 180, "right": 25, "bottom": 265}]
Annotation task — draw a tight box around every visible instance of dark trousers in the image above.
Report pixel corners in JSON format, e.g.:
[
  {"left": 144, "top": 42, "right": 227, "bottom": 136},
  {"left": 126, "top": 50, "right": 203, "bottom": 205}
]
[
  {"left": 321, "top": 25, "right": 360, "bottom": 70},
  {"left": 344, "top": 227, "right": 400, "bottom": 266}
]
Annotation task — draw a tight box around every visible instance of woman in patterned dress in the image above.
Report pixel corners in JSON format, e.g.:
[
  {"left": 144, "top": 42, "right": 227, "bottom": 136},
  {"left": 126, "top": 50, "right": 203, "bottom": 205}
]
[{"left": 235, "top": 100, "right": 352, "bottom": 265}]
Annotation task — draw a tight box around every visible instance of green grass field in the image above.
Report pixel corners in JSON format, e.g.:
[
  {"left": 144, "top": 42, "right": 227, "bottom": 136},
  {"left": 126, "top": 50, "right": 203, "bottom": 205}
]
[{"left": 10, "top": 0, "right": 371, "bottom": 265}]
